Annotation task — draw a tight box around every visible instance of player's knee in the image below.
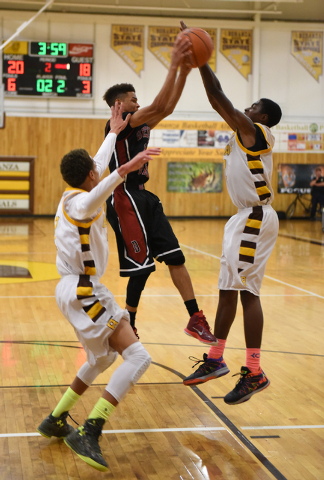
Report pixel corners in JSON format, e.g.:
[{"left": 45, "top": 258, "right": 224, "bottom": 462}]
[
  {"left": 164, "top": 253, "right": 185, "bottom": 266},
  {"left": 96, "top": 350, "right": 118, "bottom": 371},
  {"left": 77, "top": 351, "right": 118, "bottom": 386},
  {"left": 122, "top": 342, "right": 151, "bottom": 384}
]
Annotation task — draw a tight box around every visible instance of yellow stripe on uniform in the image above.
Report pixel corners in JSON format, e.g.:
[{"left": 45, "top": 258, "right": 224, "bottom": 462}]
[
  {"left": 248, "top": 160, "right": 263, "bottom": 170},
  {"left": 76, "top": 286, "right": 93, "bottom": 297},
  {"left": 87, "top": 302, "right": 105, "bottom": 320},
  {"left": 239, "top": 247, "right": 256, "bottom": 257},
  {"left": 0, "top": 180, "right": 30, "bottom": 190},
  {"left": 256, "top": 185, "right": 271, "bottom": 196},
  {"left": 80, "top": 234, "right": 90, "bottom": 245},
  {"left": 84, "top": 266, "right": 96, "bottom": 275},
  {"left": 246, "top": 218, "right": 262, "bottom": 229}
]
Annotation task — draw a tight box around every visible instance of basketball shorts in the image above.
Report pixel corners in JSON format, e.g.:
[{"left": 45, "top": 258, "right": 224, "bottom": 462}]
[
  {"left": 55, "top": 274, "right": 130, "bottom": 366},
  {"left": 107, "top": 185, "right": 183, "bottom": 277},
  {"left": 218, "top": 205, "right": 278, "bottom": 296}
]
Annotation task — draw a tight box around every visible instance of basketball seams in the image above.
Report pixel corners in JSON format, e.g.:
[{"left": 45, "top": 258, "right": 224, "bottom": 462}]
[{"left": 182, "top": 28, "right": 213, "bottom": 68}]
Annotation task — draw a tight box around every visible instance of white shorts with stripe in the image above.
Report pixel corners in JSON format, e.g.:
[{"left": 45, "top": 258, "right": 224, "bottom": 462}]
[
  {"left": 55, "top": 274, "right": 130, "bottom": 366},
  {"left": 218, "top": 205, "right": 278, "bottom": 296}
]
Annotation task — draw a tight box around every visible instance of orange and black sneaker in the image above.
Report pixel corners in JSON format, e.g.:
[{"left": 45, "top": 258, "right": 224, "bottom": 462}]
[
  {"left": 224, "top": 366, "right": 270, "bottom": 405},
  {"left": 184, "top": 311, "right": 218, "bottom": 346}
]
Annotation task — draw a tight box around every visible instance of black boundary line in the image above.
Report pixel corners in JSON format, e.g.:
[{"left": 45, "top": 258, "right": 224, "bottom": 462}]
[
  {"left": 151, "top": 361, "right": 287, "bottom": 480},
  {"left": 251, "top": 436, "right": 280, "bottom": 439},
  {"left": 1, "top": 340, "right": 323, "bottom": 358},
  {"left": 278, "top": 232, "right": 324, "bottom": 246}
]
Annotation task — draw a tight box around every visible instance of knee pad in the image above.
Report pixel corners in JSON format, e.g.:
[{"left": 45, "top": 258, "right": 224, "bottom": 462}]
[
  {"left": 77, "top": 350, "right": 118, "bottom": 386},
  {"left": 164, "top": 252, "right": 185, "bottom": 266},
  {"left": 105, "top": 342, "right": 151, "bottom": 402},
  {"left": 122, "top": 342, "right": 151, "bottom": 384}
]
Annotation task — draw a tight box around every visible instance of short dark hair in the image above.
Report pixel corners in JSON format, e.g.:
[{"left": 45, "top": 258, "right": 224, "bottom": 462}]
[
  {"left": 103, "top": 83, "right": 135, "bottom": 107},
  {"left": 60, "top": 149, "right": 93, "bottom": 188},
  {"left": 260, "top": 98, "right": 282, "bottom": 128}
]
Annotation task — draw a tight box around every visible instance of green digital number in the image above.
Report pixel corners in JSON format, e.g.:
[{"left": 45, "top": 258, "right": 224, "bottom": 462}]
[
  {"left": 38, "top": 42, "right": 46, "bottom": 55},
  {"left": 50, "top": 43, "right": 59, "bottom": 56},
  {"left": 57, "top": 80, "right": 65, "bottom": 93},
  {"left": 36, "top": 79, "right": 53, "bottom": 93},
  {"left": 58, "top": 43, "right": 67, "bottom": 56}
]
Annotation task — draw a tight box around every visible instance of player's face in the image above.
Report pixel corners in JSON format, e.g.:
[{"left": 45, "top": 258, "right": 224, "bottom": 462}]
[
  {"left": 244, "top": 100, "right": 267, "bottom": 123},
  {"left": 120, "top": 92, "right": 140, "bottom": 112}
]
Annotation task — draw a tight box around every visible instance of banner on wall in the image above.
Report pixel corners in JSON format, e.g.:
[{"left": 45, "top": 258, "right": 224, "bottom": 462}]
[
  {"left": 148, "top": 27, "right": 179, "bottom": 69},
  {"left": 278, "top": 163, "right": 324, "bottom": 194},
  {"left": 111, "top": 25, "right": 144, "bottom": 76},
  {"left": 167, "top": 162, "right": 223, "bottom": 193},
  {"left": 291, "top": 31, "right": 323, "bottom": 82},
  {"left": 220, "top": 29, "right": 252, "bottom": 79}
]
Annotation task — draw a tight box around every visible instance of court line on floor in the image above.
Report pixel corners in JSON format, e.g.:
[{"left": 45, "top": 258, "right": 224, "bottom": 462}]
[
  {"left": 0, "top": 424, "right": 323, "bottom": 439},
  {"left": 0, "top": 340, "right": 323, "bottom": 357},
  {"left": 0, "top": 294, "right": 314, "bottom": 298},
  {"left": 278, "top": 232, "right": 324, "bottom": 246},
  {"left": 180, "top": 243, "right": 324, "bottom": 300}
]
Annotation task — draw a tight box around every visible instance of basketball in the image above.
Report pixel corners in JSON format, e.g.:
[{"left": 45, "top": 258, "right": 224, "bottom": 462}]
[{"left": 181, "top": 28, "right": 214, "bottom": 68}]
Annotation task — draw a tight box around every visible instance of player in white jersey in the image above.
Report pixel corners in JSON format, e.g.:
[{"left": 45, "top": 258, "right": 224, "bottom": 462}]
[
  {"left": 181, "top": 21, "right": 282, "bottom": 405},
  {"left": 37, "top": 103, "right": 161, "bottom": 472}
]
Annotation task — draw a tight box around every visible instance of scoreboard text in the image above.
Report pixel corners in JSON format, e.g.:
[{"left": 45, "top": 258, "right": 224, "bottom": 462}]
[{"left": 2, "top": 41, "right": 93, "bottom": 98}]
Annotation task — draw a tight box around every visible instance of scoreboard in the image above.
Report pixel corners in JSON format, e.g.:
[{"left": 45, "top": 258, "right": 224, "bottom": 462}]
[{"left": 2, "top": 41, "right": 93, "bottom": 98}]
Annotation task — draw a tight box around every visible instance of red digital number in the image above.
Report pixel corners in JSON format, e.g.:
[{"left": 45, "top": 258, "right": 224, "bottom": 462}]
[
  {"left": 8, "top": 78, "right": 16, "bottom": 92},
  {"left": 79, "top": 63, "right": 91, "bottom": 76},
  {"left": 82, "top": 80, "right": 91, "bottom": 94},
  {"left": 45, "top": 62, "right": 52, "bottom": 73},
  {"left": 8, "top": 60, "right": 24, "bottom": 74}
]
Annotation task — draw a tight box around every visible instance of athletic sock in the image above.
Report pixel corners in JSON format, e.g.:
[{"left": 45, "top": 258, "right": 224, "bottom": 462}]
[
  {"left": 128, "top": 310, "right": 136, "bottom": 328},
  {"left": 246, "top": 348, "right": 261, "bottom": 373},
  {"left": 208, "top": 339, "right": 226, "bottom": 360},
  {"left": 52, "top": 387, "right": 80, "bottom": 418},
  {"left": 88, "top": 397, "right": 116, "bottom": 422},
  {"left": 185, "top": 299, "right": 199, "bottom": 317}
]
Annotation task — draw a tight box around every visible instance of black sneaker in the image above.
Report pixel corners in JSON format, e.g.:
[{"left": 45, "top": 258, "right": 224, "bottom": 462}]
[
  {"left": 37, "top": 411, "right": 74, "bottom": 439},
  {"left": 224, "top": 366, "right": 270, "bottom": 405},
  {"left": 64, "top": 418, "right": 108, "bottom": 472},
  {"left": 183, "top": 353, "right": 230, "bottom": 386}
]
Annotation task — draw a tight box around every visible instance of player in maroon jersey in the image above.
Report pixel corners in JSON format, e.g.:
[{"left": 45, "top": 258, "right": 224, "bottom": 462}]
[{"left": 102, "top": 34, "right": 217, "bottom": 346}]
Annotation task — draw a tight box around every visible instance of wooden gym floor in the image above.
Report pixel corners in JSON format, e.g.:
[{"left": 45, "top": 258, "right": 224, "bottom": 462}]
[{"left": 0, "top": 217, "right": 323, "bottom": 480}]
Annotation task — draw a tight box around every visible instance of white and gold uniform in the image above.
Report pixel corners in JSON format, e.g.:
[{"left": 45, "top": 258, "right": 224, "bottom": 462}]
[
  {"left": 54, "top": 133, "right": 129, "bottom": 366},
  {"left": 219, "top": 123, "right": 279, "bottom": 296}
]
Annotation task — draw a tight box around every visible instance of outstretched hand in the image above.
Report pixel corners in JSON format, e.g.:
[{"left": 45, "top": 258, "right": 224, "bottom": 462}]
[
  {"left": 109, "top": 101, "right": 131, "bottom": 135},
  {"left": 171, "top": 31, "right": 192, "bottom": 68},
  {"left": 117, "top": 148, "right": 162, "bottom": 178}
]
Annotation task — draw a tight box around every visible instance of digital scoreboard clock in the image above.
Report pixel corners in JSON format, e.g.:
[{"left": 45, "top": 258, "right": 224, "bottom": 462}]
[{"left": 2, "top": 41, "right": 94, "bottom": 98}]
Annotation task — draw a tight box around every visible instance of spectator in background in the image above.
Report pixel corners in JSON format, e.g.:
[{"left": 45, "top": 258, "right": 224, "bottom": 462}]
[{"left": 310, "top": 166, "right": 324, "bottom": 220}]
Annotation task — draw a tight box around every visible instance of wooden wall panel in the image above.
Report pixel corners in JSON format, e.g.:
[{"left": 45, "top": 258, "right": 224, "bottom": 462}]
[{"left": 0, "top": 117, "right": 323, "bottom": 216}]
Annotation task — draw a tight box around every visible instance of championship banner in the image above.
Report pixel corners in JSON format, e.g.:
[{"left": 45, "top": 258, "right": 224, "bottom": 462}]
[
  {"left": 204, "top": 28, "right": 217, "bottom": 71},
  {"left": 291, "top": 31, "right": 322, "bottom": 82},
  {"left": 111, "top": 25, "right": 144, "bottom": 76},
  {"left": 148, "top": 27, "right": 179, "bottom": 69},
  {"left": 220, "top": 30, "right": 252, "bottom": 79}
]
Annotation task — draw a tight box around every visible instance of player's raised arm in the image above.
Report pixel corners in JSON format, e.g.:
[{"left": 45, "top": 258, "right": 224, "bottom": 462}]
[
  {"left": 93, "top": 102, "right": 131, "bottom": 176},
  {"left": 128, "top": 35, "right": 192, "bottom": 128},
  {"left": 180, "top": 20, "right": 257, "bottom": 146}
]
